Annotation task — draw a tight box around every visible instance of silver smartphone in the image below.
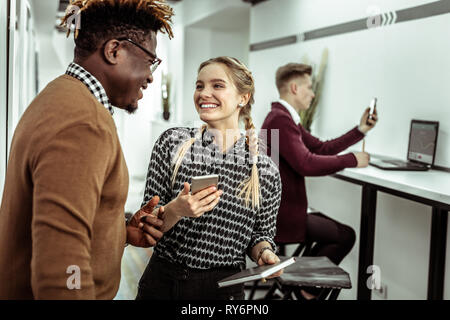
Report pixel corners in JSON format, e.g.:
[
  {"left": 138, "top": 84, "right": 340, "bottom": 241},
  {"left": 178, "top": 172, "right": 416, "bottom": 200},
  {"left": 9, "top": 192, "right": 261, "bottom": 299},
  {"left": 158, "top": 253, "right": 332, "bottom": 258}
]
[
  {"left": 367, "top": 97, "right": 377, "bottom": 123},
  {"left": 191, "top": 174, "right": 219, "bottom": 194}
]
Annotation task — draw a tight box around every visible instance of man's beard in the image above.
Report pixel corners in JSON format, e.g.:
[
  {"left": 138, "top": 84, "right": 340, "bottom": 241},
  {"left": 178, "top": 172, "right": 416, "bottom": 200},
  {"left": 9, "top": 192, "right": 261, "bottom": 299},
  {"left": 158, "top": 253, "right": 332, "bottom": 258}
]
[{"left": 125, "top": 104, "right": 138, "bottom": 114}]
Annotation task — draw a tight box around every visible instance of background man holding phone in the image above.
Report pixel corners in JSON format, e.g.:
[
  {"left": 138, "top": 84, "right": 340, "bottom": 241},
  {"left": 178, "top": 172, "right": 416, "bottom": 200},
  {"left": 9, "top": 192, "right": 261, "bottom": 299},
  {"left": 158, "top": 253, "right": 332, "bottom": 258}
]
[{"left": 261, "top": 62, "right": 378, "bottom": 299}]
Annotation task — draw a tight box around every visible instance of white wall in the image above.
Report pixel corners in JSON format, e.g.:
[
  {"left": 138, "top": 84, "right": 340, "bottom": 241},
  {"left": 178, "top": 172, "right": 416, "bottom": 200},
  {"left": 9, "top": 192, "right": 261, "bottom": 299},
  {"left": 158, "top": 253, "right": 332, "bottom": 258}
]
[
  {"left": 182, "top": 27, "right": 213, "bottom": 125},
  {"left": 306, "top": 177, "right": 434, "bottom": 300},
  {"left": 249, "top": 0, "right": 450, "bottom": 299},
  {"left": 123, "top": 0, "right": 252, "bottom": 212},
  {"left": 0, "top": 0, "right": 70, "bottom": 197},
  {"left": 161, "top": 14, "right": 185, "bottom": 125},
  {"left": 5, "top": 0, "right": 40, "bottom": 154},
  {"left": 30, "top": 0, "right": 65, "bottom": 93},
  {"left": 179, "top": 1, "right": 250, "bottom": 126},
  {"left": 0, "top": 0, "right": 8, "bottom": 198},
  {"left": 182, "top": 27, "right": 250, "bottom": 125},
  {"left": 250, "top": 0, "right": 450, "bottom": 167},
  {"left": 138, "top": 0, "right": 251, "bottom": 139},
  {"left": 181, "top": 0, "right": 248, "bottom": 27}
]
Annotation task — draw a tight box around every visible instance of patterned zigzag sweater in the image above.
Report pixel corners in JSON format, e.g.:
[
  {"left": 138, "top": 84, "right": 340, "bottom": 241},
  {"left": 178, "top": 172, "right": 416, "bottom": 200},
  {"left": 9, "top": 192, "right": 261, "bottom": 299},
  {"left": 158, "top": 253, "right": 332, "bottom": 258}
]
[{"left": 142, "top": 127, "right": 282, "bottom": 269}]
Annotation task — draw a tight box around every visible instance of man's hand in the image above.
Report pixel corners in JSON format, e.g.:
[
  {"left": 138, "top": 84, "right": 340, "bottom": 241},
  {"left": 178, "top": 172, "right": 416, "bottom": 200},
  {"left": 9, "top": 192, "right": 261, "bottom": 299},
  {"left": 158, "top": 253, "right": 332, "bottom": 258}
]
[
  {"left": 353, "top": 151, "right": 370, "bottom": 168},
  {"left": 359, "top": 106, "right": 378, "bottom": 134},
  {"left": 126, "top": 196, "right": 164, "bottom": 247}
]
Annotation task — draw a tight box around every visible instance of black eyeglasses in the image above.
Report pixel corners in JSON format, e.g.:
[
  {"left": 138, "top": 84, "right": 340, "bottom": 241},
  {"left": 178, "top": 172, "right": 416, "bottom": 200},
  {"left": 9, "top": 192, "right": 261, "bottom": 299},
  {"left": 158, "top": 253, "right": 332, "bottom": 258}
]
[{"left": 117, "top": 38, "right": 162, "bottom": 73}]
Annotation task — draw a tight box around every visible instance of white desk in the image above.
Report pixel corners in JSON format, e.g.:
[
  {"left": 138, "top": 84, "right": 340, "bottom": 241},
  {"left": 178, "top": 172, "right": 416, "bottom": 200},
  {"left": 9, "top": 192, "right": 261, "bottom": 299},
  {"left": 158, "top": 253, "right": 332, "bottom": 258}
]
[
  {"left": 337, "top": 166, "right": 450, "bottom": 204},
  {"left": 333, "top": 166, "right": 450, "bottom": 300}
]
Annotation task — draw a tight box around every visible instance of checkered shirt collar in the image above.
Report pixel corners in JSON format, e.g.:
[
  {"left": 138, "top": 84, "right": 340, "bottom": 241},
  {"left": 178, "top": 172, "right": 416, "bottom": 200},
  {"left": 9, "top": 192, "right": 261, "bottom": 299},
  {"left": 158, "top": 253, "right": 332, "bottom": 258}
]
[{"left": 65, "top": 62, "right": 114, "bottom": 115}]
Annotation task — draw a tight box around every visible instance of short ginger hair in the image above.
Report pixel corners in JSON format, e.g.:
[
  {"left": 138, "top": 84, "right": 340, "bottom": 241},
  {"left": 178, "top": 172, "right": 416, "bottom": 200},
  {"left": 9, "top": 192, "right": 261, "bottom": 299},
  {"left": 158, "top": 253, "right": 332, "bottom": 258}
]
[{"left": 275, "top": 63, "right": 312, "bottom": 94}]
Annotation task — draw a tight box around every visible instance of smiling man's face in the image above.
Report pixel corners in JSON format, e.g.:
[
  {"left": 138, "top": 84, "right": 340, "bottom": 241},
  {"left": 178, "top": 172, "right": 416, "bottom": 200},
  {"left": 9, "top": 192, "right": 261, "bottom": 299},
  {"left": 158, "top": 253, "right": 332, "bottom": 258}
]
[{"left": 108, "top": 31, "right": 157, "bottom": 113}]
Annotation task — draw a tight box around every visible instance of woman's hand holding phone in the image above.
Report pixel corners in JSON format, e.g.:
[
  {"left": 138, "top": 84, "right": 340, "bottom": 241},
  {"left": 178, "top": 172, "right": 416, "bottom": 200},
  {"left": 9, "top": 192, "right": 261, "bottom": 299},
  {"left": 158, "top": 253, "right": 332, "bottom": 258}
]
[
  {"left": 171, "top": 182, "right": 223, "bottom": 217},
  {"left": 155, "top": 182, "right": 223, "bottom": 232}
]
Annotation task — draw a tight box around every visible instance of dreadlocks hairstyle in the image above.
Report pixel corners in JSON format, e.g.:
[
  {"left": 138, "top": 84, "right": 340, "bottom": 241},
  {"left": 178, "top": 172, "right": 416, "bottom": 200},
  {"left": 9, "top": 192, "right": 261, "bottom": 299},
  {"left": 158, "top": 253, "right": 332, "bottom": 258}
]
[
  {"left": 171, "top": 57, "right": 261, "bottom": 209},
  {"left": 60, "top": 0, "right": 174, "bottom": 59}
]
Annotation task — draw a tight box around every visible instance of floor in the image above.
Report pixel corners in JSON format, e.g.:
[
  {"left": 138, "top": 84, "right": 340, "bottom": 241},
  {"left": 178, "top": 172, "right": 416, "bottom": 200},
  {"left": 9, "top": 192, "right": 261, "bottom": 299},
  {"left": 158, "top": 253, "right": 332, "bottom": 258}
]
[
  {"left": 114, "top": 246, "right": 152, "bottom": 300},
  {"left": 113, "top": 246, "right": 269, "bottom": 300}
]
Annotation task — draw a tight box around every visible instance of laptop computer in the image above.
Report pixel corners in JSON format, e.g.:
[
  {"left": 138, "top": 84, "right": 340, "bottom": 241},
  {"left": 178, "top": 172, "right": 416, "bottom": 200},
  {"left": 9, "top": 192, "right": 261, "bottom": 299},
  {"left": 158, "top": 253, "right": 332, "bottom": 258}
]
[{"left": 369, "top": 119, "right": 439, "bottom": 171}]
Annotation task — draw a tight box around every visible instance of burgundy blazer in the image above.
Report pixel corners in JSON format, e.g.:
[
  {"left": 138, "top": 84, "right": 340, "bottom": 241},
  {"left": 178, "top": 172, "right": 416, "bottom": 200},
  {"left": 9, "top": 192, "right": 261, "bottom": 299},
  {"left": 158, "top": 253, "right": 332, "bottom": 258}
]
[{"left": 260, "top": 102, "right": 365, "bottom": 243}]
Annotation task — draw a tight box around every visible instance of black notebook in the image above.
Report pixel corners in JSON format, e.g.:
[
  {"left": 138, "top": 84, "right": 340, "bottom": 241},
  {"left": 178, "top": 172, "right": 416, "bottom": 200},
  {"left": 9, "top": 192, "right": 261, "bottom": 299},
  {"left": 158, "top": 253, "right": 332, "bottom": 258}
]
[{"left": 217, "top": 257, "right": 296, "bottom": 288}]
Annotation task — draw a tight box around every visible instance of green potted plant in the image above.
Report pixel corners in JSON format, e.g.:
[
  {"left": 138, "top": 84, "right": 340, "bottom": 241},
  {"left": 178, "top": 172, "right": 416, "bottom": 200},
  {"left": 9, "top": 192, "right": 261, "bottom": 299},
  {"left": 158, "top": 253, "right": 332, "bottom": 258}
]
[
  {"left": 299, "top": 48, "right": 329, "bottom": 132},
  {"left": 161, "top": 72, "right": 171, "bottom": 121}
]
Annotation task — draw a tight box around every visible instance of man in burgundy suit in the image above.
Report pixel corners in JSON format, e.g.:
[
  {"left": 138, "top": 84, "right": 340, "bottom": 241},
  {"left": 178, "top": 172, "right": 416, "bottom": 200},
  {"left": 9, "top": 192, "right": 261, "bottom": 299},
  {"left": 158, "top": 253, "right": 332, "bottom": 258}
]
[{"left": 261, "top": 63, "right": 378, "bottom": 299}]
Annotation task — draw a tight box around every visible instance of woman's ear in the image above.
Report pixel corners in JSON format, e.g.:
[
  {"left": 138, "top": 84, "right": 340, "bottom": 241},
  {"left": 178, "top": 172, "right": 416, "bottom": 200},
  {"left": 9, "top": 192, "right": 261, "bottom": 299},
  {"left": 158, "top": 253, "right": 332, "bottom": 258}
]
[{"left": 240, "top": 92, "right": 251, "bottom": 106}]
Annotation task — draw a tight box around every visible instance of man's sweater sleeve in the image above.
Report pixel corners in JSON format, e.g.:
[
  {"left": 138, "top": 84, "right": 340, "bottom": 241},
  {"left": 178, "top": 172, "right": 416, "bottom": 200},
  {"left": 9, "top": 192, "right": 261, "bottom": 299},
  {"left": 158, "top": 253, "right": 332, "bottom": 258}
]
[
  {"left": 31, "top": 124, "right": 113, "bottom": 299},
  {"left": 300, "top": 125, "right": 365, "bottom": 155},
  {"left": 274, "top": 114, "right": 357, "bottom": 176}
]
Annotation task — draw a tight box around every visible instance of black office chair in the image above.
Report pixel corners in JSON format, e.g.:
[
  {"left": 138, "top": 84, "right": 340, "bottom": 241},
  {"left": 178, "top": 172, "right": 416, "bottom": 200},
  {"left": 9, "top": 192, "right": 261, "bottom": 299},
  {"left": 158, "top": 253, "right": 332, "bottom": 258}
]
[
  {"left": 247, "top": 207, "right": 322, "bottom": 300},
  {"left": 247, "top": 208, "right": 353, "bottom": 300},
  {"left": 247, "top": 241, "right": 314, "bottom": 300},
  {"left": 263, "top": 256, "right": 352, "bottom": 301}
]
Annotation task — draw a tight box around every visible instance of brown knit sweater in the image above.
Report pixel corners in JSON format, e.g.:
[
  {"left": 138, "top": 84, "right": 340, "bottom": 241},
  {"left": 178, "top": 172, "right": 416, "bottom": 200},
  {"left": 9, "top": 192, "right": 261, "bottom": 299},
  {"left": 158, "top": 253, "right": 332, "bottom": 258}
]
[{"left": 0, "top": 75, "right": 128, "bottom": 299}]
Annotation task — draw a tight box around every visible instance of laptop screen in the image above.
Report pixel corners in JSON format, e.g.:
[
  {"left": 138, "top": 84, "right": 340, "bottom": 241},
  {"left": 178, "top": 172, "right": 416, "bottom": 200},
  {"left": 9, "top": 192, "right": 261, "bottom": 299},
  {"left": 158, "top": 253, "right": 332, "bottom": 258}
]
[{"left": 407, "top": 120, "right": 439, "bottom": 165}]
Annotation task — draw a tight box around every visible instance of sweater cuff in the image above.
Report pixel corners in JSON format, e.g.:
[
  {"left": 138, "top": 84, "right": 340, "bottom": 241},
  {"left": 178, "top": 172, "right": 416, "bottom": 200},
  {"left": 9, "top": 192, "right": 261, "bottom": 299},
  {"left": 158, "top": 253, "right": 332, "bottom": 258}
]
[
  {"left": 247, "top": 237, "right": 276, "bottom": 259},
  {"left": 342, "top": 152, "right": 358, "bottom": 168},
  {"left": 355, "top": 125, "right": 367, "bottom": 136}
]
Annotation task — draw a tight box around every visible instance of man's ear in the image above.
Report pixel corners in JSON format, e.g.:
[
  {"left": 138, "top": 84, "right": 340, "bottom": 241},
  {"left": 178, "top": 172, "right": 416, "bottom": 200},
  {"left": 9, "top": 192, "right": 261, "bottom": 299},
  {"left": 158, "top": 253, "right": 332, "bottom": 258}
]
[
  {"left": 103, "top": 39, "right": 122, "bottom": 65},
  {"left": 289, "top": 81, "right": 298, "bottom": 95}
]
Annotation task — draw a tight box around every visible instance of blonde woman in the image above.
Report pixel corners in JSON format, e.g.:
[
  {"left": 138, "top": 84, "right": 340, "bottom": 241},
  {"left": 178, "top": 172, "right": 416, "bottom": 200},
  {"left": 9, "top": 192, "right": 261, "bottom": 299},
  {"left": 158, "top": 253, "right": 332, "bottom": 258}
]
[{"left": 136, "top": 57, "right": 282, "bottom": 300}]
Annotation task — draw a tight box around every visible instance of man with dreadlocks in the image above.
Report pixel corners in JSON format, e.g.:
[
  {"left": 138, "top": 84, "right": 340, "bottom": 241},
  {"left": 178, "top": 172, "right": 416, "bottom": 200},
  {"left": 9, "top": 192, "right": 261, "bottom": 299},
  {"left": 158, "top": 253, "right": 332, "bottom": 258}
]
[{"left": 0, "top": 0, "right": 174, "bottom": 299}]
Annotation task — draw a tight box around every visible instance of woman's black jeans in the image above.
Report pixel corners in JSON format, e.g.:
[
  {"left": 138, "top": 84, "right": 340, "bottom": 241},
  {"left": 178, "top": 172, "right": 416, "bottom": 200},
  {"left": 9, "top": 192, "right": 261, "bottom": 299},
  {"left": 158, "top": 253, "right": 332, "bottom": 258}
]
[{"left": 136, "top": 254, "right": 245, "bottom": 300}]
